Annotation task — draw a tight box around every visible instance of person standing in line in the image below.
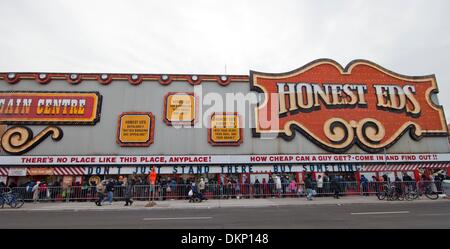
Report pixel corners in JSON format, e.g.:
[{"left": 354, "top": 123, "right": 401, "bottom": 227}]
[
  {"left": 268, "top": 176, "right": 275, "bottom": 197},
  {"left": 226, "top": 180, "right": 232, "bottom": 198},
  {"left": 198, "top": 178, "right": 205, "bottom": 195},
  {"left": 360, "top": 175, "right": 369, "bottom": 196},
  {"left": 254, "top": 179, "right": 260, "bottom": 198},
  {"left": 316, "top": 175, "right": 324, "bottom": 197},
  {"left": 331, "top": 176, "right": 340, "bottom": 199},
  {"left": 304, "top": 174, "right": 314, "bottom": 201},
  {"left": 124, "top": 176, "right": 135, "bottom": 206},
  {"left": 381, "top": 174, "right": 389, "bottom": 184},
  {"left": 262, "top": 178, "right": 268, "bottom": 198},
  {"left": 95, "top": 181, "right": 105, "bottom": 206},
  {"left": 281, "top": 176, "right": 288, "bottom": 197},
  {"left": 106, "top": 179, "right": 115, "bottom": 205},
  {"left": 32, "top": 181, "right": 40, "bottom": 203},
  {"left": 39, "top": 181, "right": 48, "bottom": 201},
  {"left": 0, "top": 181, "right": 6, "bottom": 194},
  {"left": 289, "top": 179, "right": 297, "bottom": 197},
  {"left": 394, "top": 175, "right": 403, "bottom": 196},
  {"left": 402, "top": 172, "right": 414, "bottom": 192},
  {"left": 275, "top": 176, "right": 282, "bottom": 198},
  {"left": 235, "top": 179, "right": 241, "bottom": 199}
]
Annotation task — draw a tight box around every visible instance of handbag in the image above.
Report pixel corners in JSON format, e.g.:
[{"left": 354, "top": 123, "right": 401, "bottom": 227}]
[
  {"left": 188, "top": 190, "right": 193, "bottom": 196},
  {"left": 312, "top": 190, "right": 317, "bottom": 196}
]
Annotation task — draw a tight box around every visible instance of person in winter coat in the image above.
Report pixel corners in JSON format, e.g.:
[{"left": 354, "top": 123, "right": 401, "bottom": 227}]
[
  {"left": 124, "top": 176, "right": 135, "bottom": 206},
  {"left": 331, "top": 176, "right": 340, "bottom": 199},
  {"left": 268, "top": 176, "right": 275, "bottom": 197},
  {"left": 275, "top": 176, "right": 282, "bottom": 197},
  {"left": 32, "top": 181, "right": 40, "bottom": 203},
  {"left": 382, "top": 174, "right": 390, "bottom": 183},
  {"left": 360, "top": 175, "right": 369, "bottom": 196},
  {"left": 0, "top": 182, "right": 6, "bottom": 194},
  {"left": 0, "top": 182, "right": 8, "bottom": 194},
  {"left": 394, "top": 176, "right": 403, "bottom": 195},
  {"left": 198, "top": 178, "right": 206, "bottom": 194},
  {"left": 304, "top": 174, "right": 314, "bottom": 201},
  {"left": 316, "top": 175, "right": 324, "bottom": 197},
  {"left": 95, "top": 181, "right": 105, "bottom": 206},
  {"left": 234, "top": 179, "right": 241, "bottom": 199},
  {"left": 39, "top": 181, "right": 48, "bottom": 201},
  {"left": 254, "top": 179, "right": 261, "bottom": 198},
  {"left": 262, "top": 178, "right": 268, "bottom": 198},
  {"left": 281, "top": 176, "right": 288, "bottom": 196},
  {"left": 289, "top": 179, "right": 297, "bottom": 195},
  {"left": 105, "top": 179, "right": 115, "bottom": 205}
]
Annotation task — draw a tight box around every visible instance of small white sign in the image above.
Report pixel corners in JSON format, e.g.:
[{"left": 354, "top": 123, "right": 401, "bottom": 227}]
[{"left": 8, "top": 167, "right": 27, "bottom": 176}]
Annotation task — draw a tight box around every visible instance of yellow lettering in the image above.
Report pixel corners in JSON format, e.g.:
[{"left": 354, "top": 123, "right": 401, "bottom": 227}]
[
  {"left": 78, "top": 99, "right": 85, "bottom": 115},
  {"left": 36, "top": 99, "right": 45, "bottom": 114}
]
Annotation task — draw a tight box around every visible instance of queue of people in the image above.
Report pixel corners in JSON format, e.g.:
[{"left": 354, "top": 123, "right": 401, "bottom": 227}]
[{"left": 2, "top": 171, "right": 447, "bottom": 204}]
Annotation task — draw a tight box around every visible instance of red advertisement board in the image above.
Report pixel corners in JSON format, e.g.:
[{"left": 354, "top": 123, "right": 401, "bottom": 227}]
[{"left": 0, "top": 91, "right": 101, "bottom": 124}]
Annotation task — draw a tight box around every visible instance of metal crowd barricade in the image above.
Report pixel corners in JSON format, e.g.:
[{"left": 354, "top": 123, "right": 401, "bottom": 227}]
[
  {"left": 3, "top": 180, "right": 444, "bottom": 203},
  {"left": 0, "top": 187, "right": 11, "bottom": 195},
  {"left": 9, "top": 187, "right": 29, "bottom": 201}
]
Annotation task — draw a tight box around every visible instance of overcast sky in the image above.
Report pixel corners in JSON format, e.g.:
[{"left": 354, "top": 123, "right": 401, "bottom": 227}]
[{"left": 0, "top": 0, "right": 449, "bottom": 120}]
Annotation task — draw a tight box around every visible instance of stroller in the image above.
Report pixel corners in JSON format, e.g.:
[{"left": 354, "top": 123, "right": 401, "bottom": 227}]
[{"left": 188, "top": 185, "right": 207, "bottom": 203}]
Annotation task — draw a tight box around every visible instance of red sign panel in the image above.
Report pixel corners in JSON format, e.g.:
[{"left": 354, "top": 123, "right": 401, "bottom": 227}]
[
  {"left": 250, "top": 59, "right": 448, "bottom": 153},
  {"left": 0, "top": 91, "right": 101, "bottom": 124}
]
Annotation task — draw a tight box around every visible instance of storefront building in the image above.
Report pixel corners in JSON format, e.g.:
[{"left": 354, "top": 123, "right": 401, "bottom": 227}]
[{"left": 0, "top": 59, "right": 449, "bottom": 188}]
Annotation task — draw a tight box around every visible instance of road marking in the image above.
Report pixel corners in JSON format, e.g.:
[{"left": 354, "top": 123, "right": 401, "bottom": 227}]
[
  {"left": 142, "top": 217, "right": 213, "bottom": 221},
  {"left": 418, "top": 213, "right": 450, "bottom": 216},
  {"left": 351, "top": 211, "right": 410, "bottom": 215}
]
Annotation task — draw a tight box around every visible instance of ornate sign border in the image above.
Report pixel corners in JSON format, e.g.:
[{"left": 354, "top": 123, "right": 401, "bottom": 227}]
[{"left": 250, "top": 59, "right": 448, "bottom": 153}]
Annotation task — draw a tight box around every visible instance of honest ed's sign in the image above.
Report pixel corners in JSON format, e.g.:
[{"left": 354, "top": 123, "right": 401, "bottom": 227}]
[{"left": 250, "top": 59, "right": 448, "bottom": 153}]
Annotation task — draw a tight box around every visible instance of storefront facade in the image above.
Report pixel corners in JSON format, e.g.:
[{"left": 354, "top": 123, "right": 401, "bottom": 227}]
[{"left": 0, "top": 59, "right": 449, "bottom": 187}]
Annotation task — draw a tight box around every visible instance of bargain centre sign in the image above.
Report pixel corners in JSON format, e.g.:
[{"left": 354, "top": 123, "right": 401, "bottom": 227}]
[{"left": 0, "top": 91, "right": 101, "bottom": 124}]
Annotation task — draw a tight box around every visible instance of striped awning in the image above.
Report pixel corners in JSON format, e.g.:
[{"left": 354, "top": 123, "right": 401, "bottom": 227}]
[
  {"left": 53, "top": 167, "right": 85, "bottom": 176},
  {"left": 361, "top": 163, "right": 450, "bottom": 172},
  {"left": 0, "top": 167, "right": 8, "bottom": 176}
]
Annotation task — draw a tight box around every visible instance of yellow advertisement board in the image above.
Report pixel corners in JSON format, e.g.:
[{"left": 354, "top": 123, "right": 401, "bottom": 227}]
[
  {"left": 117, "top": 112, "right": 154, "bottom": 147},
  {"left": 164, "top": 92, "right": 196, "bottom": 126},
  {"left": 209, "top": 113, "right": 242, "bottom": 145}
]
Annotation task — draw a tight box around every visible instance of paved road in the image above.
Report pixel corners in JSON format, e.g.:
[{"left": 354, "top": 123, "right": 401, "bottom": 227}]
[{"left": 0, "top": 201, "right": 449, "bottom": 228}]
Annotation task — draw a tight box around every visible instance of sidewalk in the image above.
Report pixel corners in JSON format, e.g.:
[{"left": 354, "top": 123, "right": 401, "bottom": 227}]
[{"left": 1, "top": 196, "right": 448, "bottom": 211}]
